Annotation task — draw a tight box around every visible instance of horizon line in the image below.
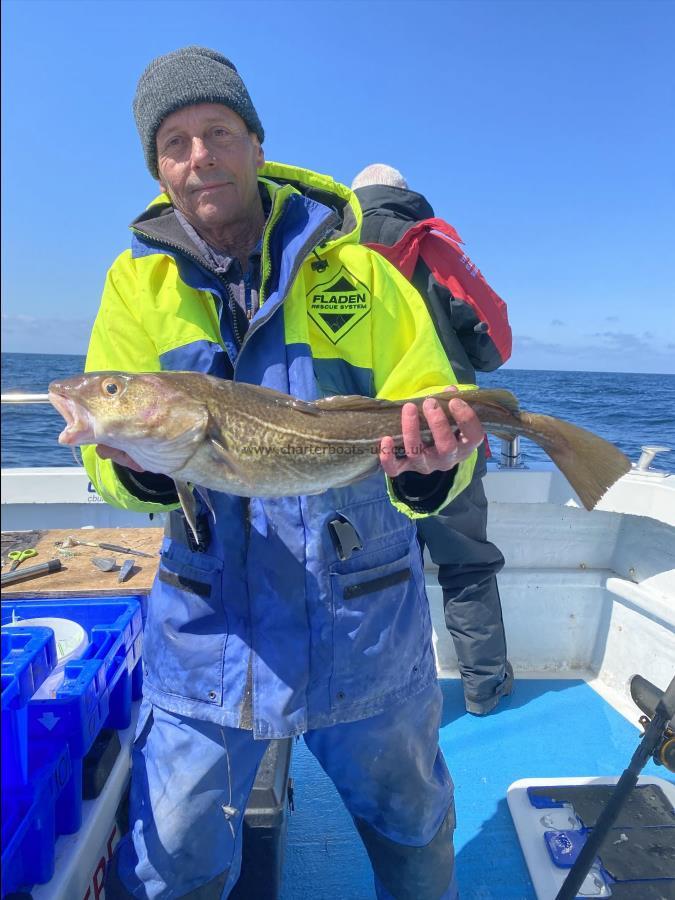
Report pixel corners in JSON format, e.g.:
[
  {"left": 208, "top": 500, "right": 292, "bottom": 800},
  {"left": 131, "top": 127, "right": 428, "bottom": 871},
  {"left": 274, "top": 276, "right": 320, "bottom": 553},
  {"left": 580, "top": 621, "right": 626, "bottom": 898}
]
[{"left": 1, "top": 351, "right": 674, "bottom": 379}]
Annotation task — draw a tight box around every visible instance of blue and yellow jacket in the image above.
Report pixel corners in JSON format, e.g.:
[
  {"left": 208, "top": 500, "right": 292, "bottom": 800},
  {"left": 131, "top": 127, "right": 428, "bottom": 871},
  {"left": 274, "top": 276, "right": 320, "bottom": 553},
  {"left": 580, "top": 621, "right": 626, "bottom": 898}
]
[{"left": 83, "top": 162, "right": 476, "bottom": 737}]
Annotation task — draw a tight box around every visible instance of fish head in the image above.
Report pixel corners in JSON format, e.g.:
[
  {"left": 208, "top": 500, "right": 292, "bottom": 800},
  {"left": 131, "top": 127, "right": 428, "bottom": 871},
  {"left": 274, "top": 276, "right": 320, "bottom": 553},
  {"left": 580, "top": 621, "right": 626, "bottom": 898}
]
[{"left": 49, "top": 371, "right": 210, "bottom": 474}]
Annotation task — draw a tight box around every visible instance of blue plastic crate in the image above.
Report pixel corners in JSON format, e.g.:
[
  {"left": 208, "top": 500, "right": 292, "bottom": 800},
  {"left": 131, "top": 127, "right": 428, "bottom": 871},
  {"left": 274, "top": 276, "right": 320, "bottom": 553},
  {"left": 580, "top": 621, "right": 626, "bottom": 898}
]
[
  {"left": 1, "top": 595, "right": 143, "bottom": 834},
  {"left": 1, "top": 627, "right": 72, "bottom": 896},
  {"left": 1, "top": 627, "right": 58, "bottom": 791},
  {"left": 1, "top": 742, "right": 71, "bottom": 896}
]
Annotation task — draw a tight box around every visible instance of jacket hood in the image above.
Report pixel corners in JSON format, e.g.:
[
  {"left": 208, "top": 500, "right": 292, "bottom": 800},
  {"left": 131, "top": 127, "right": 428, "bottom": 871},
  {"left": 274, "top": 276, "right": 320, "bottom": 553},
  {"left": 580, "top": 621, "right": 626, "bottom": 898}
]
[
  {"left": 354, "top": 184, "right": 435, "bottom": 247},
  {"left": 355, "top": 184, "right": 435, "bottom": 223},
  {"left": 260, "top": 161, "right": 362, "bottom": 247}
]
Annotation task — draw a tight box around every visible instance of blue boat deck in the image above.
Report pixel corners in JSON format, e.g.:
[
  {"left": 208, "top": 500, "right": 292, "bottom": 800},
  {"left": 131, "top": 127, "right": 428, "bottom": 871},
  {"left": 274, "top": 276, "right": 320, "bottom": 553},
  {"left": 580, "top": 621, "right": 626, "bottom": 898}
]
[{"left": 281, "top": 678, "right": 673, "bottom": 899}]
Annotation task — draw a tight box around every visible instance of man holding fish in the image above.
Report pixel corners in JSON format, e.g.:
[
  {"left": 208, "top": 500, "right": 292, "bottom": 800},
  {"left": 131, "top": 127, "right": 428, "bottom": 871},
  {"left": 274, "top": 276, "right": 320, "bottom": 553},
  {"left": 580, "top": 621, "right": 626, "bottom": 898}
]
[{"left": 55, "top": 46, "right": 628, "bottom": 900}]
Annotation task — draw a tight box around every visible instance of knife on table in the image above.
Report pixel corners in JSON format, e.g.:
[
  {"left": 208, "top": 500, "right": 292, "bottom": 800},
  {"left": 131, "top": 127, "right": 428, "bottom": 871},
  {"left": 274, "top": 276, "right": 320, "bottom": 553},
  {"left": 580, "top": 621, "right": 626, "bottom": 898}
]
[{"left": 97, "top": 542, "right": 154, "bottom": 558}]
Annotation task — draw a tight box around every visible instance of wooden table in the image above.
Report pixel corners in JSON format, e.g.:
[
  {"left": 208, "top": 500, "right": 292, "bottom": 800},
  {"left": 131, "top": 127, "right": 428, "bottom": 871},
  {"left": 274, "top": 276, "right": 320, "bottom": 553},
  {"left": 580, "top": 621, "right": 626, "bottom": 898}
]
[{"left": 1, "top": 528, "right": 163, "bottom": 598}]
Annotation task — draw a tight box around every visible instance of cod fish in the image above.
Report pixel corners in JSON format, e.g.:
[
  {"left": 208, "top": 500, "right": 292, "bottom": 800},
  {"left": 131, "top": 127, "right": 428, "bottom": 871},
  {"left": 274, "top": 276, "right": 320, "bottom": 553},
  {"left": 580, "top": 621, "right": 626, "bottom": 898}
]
[{"left": 49, "top": 371, "right": 631, "bottom": 537}]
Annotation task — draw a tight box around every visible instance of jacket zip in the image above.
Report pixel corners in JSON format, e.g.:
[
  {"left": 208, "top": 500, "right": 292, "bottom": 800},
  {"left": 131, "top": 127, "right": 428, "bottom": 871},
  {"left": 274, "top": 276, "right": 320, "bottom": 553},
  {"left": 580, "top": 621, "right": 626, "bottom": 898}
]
[
  {"left": 132, "top": 203, "right": 339, "bottom": 361},
  {"left": 223, "top": 282, "right": 246, "bottom": 349},
  {"left": 131, "top": 229, "right": 247, "bottom": 351},
  {"left": 235, "top": 216, "right": 338, "bottom": 368}
]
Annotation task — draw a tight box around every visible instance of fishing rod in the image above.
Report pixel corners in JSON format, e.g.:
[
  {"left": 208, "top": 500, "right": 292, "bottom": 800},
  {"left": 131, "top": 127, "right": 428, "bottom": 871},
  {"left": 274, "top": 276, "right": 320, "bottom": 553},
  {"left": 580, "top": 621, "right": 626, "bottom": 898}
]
[{"left": 555, "top": 672, "right": 675, "bottom": 899}]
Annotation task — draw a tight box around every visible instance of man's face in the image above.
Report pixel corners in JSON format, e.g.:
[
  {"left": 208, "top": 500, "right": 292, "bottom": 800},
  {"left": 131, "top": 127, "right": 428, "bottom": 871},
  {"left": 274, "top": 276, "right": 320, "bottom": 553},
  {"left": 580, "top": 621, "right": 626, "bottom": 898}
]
[{"left": 156, "top": 103, "right": 264, "bottom": 232}]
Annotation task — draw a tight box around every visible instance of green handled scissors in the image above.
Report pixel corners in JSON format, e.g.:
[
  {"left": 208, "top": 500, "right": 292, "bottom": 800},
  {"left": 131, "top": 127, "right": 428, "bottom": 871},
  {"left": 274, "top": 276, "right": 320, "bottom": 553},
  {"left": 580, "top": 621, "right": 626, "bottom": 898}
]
[{"left": 7, "top": 548, "right": 38, "bottom": 572}]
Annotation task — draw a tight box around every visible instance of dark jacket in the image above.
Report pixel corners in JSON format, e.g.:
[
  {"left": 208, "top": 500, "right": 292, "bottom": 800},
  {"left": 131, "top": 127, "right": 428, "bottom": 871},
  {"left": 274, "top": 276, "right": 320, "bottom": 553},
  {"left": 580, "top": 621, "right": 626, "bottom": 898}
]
[{"left": 355, "top": 185, "right": 511, "bottom": 384}]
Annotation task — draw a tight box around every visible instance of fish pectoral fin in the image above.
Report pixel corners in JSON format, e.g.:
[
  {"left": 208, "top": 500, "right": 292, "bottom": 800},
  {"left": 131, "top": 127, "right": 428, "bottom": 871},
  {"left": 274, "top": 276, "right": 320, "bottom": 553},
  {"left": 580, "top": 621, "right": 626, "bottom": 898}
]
[
  {"left": 208, "top": 433, "right": 228, "bottom": 457},
  {"left": 206, "top": 432, "right": 241, "bottom": 472},
  {"left": 204, "top": 413, "right": 238, "bottom": 467},
  {"left": 174, "top": 479, "right": 199, "bottom": 543},
  {"left": 205, "top": 431, "right": 251, "bottom": 484}
]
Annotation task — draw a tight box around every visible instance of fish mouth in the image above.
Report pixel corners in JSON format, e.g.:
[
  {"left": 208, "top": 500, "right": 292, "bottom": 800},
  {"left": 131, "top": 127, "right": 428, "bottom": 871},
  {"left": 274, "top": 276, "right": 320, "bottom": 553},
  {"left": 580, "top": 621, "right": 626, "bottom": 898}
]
[{"left": 49, "top": 391, "right": 96, "bottom": 445}]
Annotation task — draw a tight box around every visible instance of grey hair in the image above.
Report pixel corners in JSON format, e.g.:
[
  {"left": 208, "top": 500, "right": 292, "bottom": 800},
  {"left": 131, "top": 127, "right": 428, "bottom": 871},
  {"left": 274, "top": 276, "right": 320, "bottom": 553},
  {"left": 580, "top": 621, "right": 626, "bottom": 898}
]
[{"left": 351, "top": 164, "right": 409, "bottom": 190}]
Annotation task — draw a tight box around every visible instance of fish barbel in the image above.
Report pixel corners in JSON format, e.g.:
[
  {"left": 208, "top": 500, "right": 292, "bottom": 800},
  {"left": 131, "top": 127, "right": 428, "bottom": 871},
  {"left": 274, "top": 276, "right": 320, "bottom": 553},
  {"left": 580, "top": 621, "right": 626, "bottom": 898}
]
[{"left": 49, "top": 371, "right": 631, "bottom": 532}]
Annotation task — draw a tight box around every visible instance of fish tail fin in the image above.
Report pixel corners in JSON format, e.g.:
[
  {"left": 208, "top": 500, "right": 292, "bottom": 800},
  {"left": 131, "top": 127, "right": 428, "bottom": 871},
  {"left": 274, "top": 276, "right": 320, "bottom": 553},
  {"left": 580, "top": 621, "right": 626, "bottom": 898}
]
[{"left": 523, "top": 413, "right": 631, "bottom": 510}]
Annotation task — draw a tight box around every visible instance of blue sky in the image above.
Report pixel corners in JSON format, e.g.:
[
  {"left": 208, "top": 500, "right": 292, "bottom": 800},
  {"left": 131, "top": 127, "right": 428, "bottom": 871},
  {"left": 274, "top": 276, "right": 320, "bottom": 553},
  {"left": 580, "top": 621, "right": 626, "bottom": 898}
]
[{"left": 2, "top": 0, "right": 674, "bottom": 373}]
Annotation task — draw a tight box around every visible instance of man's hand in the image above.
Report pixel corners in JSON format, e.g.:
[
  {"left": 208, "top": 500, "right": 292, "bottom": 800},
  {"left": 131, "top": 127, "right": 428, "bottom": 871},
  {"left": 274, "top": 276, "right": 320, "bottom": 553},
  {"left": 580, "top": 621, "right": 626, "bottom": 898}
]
[
  {"left": 96, "top": 444, "right": 145, "bottom": 472},
  {"left": 379, "top": 389, "right": 484, "bottom": 478}
]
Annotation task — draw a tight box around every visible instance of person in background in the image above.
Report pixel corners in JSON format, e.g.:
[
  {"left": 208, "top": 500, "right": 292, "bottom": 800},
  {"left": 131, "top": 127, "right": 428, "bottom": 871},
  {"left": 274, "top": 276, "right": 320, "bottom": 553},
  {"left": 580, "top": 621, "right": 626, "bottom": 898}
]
[
  {"left": 353, "top": 163, "right": 514, "bottom": 716},
  {"left": 86, "top": 47, "right": 486, "bottom": 899}
]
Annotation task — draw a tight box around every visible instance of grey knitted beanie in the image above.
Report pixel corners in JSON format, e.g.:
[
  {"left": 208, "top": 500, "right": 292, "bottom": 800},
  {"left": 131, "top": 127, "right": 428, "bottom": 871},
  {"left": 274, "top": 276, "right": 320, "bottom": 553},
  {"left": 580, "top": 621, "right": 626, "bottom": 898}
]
[{"left": 133, "top": 46, "right": 264, "bottom": 178}]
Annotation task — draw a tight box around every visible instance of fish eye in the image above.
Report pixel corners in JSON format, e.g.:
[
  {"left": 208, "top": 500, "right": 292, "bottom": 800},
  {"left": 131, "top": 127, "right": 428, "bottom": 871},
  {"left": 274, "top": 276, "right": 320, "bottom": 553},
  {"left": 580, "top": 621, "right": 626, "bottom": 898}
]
[{"left": 102, "top": 379, "right": 121, "bottom": 396}]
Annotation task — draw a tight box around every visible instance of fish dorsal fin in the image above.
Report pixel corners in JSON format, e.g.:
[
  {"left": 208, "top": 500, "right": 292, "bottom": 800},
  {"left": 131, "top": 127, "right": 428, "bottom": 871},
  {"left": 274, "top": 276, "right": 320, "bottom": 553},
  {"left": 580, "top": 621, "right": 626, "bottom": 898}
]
[
  {"left": 313, "top": 388, "right": 521, "bottom": 416},
  {"left": 313, "top": 394, "right": 400, "bottom": 412},
  {"left": 456, "top": 388, "right": 521, "bottom": 415},
  {"left": 490, "top": 430, "right": 514, "bottom": 443},
  {"left": 288, "top": 397, "right": 321, "bottom": 415},
  {"left": 236, "top": 382, "right": 321, "bottom": 416}
]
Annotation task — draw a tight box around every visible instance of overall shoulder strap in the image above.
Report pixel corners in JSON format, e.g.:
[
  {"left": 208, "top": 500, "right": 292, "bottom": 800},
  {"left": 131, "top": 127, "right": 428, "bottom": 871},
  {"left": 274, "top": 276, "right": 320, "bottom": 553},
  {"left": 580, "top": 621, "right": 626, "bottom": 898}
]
[
  {"left": 417, "top": 221, "right": 512, "bottom": 365},
  {"left": 364, "top": 219, "right": 435, "bottom": 279}
]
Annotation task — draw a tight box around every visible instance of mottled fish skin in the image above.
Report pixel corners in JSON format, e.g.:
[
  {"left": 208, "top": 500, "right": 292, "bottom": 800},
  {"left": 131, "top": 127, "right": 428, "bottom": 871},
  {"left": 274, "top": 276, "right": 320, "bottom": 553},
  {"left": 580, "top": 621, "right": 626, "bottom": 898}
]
[{"left": 49, "top": 371, "right": 631, "bottom": 512}]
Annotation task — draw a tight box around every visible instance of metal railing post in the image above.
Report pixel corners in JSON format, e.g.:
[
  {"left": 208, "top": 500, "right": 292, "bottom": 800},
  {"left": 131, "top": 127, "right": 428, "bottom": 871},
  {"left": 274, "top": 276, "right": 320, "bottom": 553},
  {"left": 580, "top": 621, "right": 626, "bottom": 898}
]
[{"left": 498, "top": 436, "right": 525, "bottom": 469}]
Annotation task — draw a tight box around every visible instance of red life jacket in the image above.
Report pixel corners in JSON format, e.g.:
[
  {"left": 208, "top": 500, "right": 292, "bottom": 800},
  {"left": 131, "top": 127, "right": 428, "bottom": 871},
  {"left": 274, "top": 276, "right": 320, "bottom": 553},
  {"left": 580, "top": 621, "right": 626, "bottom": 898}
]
[{"left": 366, "top": 217, "right": 512, "bottom": 365}]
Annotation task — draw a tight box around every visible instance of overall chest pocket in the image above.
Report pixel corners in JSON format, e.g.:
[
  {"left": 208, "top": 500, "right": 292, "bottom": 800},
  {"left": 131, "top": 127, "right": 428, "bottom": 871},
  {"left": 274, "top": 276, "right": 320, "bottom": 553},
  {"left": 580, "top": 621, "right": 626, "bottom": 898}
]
[
  {"left": 329, "top": 540, "right": 429, "bottom": 708},
  {"left": 144, "top": 539, "right": 228, "bottom": 706}
]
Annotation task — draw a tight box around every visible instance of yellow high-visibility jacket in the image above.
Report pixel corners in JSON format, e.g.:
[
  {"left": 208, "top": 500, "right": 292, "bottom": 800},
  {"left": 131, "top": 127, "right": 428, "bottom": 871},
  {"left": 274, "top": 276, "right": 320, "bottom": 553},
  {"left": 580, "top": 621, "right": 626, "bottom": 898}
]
[{"left": 82, "top": 162, "right": 477, "bottom": 736}]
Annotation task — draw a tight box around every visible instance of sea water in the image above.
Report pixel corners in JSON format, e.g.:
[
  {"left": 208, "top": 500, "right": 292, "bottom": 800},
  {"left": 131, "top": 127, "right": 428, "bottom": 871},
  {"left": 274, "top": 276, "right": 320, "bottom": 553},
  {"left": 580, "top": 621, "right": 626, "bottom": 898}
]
[{"left": 2, "top": 352, "right": 674, "bottom": 472}]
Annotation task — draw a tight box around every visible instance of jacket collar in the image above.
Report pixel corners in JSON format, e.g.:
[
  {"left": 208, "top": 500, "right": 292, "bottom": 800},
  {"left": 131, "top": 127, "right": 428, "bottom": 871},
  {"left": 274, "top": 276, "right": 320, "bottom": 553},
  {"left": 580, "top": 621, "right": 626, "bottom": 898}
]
[{"left": 130, "top": 162, "right": 359, "bottom": 258}]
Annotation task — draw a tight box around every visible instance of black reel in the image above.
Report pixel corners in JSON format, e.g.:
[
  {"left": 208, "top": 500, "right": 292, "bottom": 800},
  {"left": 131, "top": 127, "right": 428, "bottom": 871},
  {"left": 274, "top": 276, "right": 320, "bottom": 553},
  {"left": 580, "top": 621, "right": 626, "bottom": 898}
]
[{"left": 631, "top": 674, "right": 675, "bottom": 772}]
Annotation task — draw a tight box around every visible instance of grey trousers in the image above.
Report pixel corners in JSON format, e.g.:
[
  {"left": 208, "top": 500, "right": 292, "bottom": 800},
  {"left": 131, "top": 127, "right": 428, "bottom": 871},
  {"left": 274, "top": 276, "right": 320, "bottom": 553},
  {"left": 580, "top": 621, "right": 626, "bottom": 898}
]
[{"left": 417, "top": 447, "right": 508, "bottom": 706}]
